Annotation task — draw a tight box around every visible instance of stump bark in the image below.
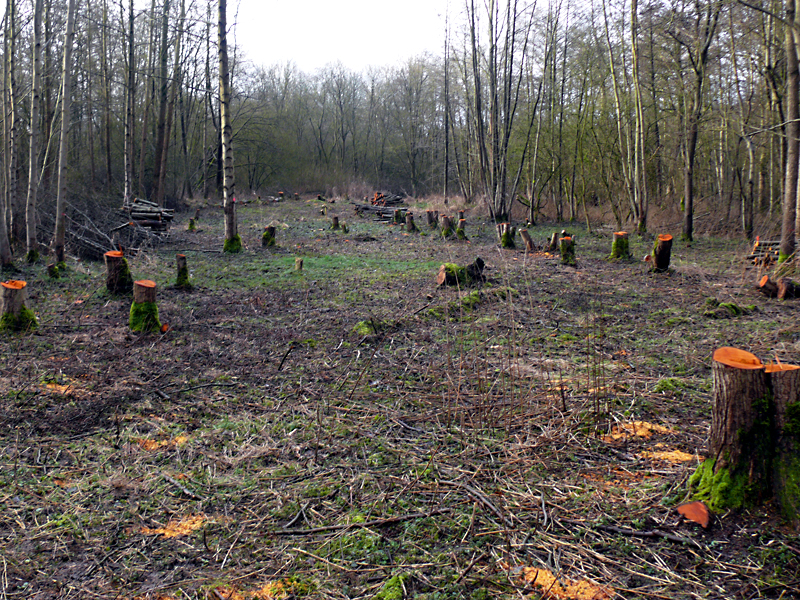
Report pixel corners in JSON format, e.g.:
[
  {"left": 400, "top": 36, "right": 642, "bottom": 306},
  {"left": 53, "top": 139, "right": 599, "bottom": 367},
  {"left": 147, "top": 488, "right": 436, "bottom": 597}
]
[
  {"left": 262, "top": 225, "right": 276, "bottom": 247},
  {"left": 609, "top": 231, "right": 630, "bottom": 260},
  {"left": 405, "top": 213, "right": 418, "bottom": 233},
  {"left": 758, "top": 275, "right": 778, "bottom": 298},
  {"left": 104, "top": 250, "right": 134, "bottom": 294},
  {"left": 690, "top": 347, "right": 800, "bottom": 524},
  {"left": 652, "top": 234, "right": 673, "bottom": 272},
  {"left": 456, "top": 219, "right": 467, "bottom": 240},
  {"left": 440, "top": 215, "right": 454, "bottom": 238},
  {"left": 560, "top": 236, "right": 576, "bottom": 266},
  {"left": 295, "top": 257, "right": 304, "bottom": 272},
  {"left": 426, "top": 210, "right": 439, "bottom": 228},
  {"left": 520, "top": 229, "right": 535, "bottom": 253},
  {"left": 437, "top": 257, "right": 485, "bottom": 286},
  {"left": 0, "top": 280, "right": 37, "bottom": 331},
  {"left": 778, "top": 277, "right": 799, "bottom": 300},
  {"left": 129, "top": 280, "right": 161, "bottom": 332},
  {"left": 548, "top": 232, "right": 559, "bottom": 252},
  {"left": 498, "top": 223, "right": 515, "bottom": 248},
  {"left": 331, "top": 216, "right": 340, "bottom": 230},
  {"left": 176, "top": 254, "right": 191, "bottom": 289}
]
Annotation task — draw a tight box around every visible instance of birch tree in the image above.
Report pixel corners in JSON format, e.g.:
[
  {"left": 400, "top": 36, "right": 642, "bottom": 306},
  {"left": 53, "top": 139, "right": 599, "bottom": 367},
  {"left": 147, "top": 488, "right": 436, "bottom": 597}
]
[
  {"left": 25, "top": 0, "right": 44, "bottom": 262},
  {"left": 219, "top": 0, "right": 239, "bottom": 251}
]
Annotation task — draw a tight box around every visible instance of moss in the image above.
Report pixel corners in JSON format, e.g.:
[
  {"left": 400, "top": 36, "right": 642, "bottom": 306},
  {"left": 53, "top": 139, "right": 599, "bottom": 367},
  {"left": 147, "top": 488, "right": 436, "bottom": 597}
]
[
  {"left": 108, "top": 257, "right": 134, "bottom": 294},
  {"left": 688, "top": 457, "right": 751, "bottom": 511},
  {"left": 441, "top": 224, "right": 453, "bottom": 238},
  {"left": 0, "top": 305, "right": 37, "bottom": 332},
  {"left": 176, "top": 265, "right": 192, "bottom": 290},
  {"left": 187, "top": 218, "right": 196, "bottom": 231},
  {"left": 354, "top": 320, "right": 378, "bottom": 336},
  {"left": 609, "top": 236, "right": 630, "bottom": 260},
  {"left": 373, "top": 573, "right": 409, "bottom": 600},
  {"left": 129, "top": 301, "right": 161, "bottom": 333},
  {"left": 262, "top": 229, "right": 276, "bottom": 247},
  {"left": 500, "top": 230, "right": 515, "bottom": 249},
  {"left": 223, "top": 234, "right": 242, "bottom": 253},
  {"left": 440, "top": 263, "right": 467, "bottom": 285},
  {"left": 779, "top": 252, "right": 792, "bottom": 264},
  {"left": 25, "top": 249, "right": 39, "bottom": 264},
  {"left": 456, "top": 227, "right": 467, "bottom": 240}
]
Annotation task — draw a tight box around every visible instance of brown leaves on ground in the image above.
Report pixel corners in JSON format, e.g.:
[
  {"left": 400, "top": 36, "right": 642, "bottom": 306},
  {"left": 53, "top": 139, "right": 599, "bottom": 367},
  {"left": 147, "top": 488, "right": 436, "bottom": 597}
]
[
  {"left": 678, "top": 501, "right": 711, "bottom": 528},
  {"left": 518, "top": 567, "right": 613, "bottom": 600},
  {"left": 140, "top": 514, "right": 205, "bottom": 538}
]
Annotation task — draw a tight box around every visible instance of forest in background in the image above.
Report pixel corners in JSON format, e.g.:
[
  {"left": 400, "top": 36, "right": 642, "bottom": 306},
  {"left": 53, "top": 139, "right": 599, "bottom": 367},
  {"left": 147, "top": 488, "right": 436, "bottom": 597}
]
[{"left": 2, "top": 0, "right": 800, "bottom": 258}]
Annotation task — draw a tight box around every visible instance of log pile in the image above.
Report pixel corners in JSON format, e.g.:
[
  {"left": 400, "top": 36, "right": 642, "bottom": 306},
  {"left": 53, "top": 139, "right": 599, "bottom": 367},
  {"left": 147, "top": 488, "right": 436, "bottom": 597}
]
[
  {"left": 352, "top": 201, "right": 408, "bottom": 221},
  {"left": 369, "top": 192, "right": 404, "bottom": 207},
  {"left": 747, "top": 237, "right": 780, "bottom": 265},
  {"left": 122, "top": 197, "right": 174, "bottom": 230}
]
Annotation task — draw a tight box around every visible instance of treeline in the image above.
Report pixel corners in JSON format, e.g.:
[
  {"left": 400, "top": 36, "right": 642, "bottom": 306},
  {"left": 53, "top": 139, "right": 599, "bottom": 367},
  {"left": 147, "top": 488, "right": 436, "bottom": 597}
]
[{"left": 2, "top": 0, "right": 800, "bottom": 263}]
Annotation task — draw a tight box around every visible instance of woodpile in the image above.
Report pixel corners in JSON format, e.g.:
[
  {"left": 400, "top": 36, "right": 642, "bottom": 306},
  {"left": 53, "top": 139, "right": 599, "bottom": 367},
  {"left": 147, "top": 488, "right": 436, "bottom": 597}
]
[
  {"left": 352, "top": 201, "right": 408, "bottom": 222},
  {"left": 122, "top": 197, "right": 174, "bottom": 230},
  {"left": 369, "top": 192, "right": 404, "bottom": 207},
  {"left": 747, "top": 237, "right": 780, "bottom": 264}
]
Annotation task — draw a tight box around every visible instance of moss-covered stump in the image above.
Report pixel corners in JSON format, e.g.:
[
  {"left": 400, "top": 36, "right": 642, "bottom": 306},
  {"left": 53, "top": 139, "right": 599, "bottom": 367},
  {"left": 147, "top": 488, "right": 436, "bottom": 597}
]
[
  {"left": 104, "top": 250, "right": 134, "bottom": 294},
  {"left": 689, "top": 347, "right": 800, "bottom": 524},
  {"left": 405, "top": 213, "right": 418, "bottom": 233},
  {"left": 560, "top": 236, "right": 576, "bottom": 266},
  {"left": 25, "top": 249, "right": 40, "bottom": 264},
  {"left": 440, "top": 215, "right": 454, "bottom": 238},
  {"left": 331, "top": 216, "right": 340, "bottom": 230},
  {"left": 0, "top": 280, "right": 37, "bottom": 332},
  {"left": 262, "top": 225, "right": 276, "bottom": 247},
  {"left": 223, "top": 234, "right": 242, "bottom": 253},
  {"left": 47, "top": 263, "right": 61, "bottom": 279},
  {"left": 609, "top": 231, "right": 630, "bottom": 260},
  {"left": 426, "top": 210, "right": 439, "bottom": 229},
  {"left": 187, "top": 218, "right": 196, "bottom": 232},
  {"left": 175, "top": 254, "right": 192, "bottom": 290},
  {"left": 497, "top": 223, "right": 516, "bottom": 248},
  {"left": 652, "top": 233, "right": 673, "bottom": 272},
  {"left": 436, "top": 257, "right": 485, "bottom": 286},
  {"left": 129, "top": 280, "right": 161, "bottom": 333},
  {"left": 393, "top": 210, "right": 404, "bottom": 225},
  {"left": 455, "top": 218, "right": 467, "bottom": 240}
]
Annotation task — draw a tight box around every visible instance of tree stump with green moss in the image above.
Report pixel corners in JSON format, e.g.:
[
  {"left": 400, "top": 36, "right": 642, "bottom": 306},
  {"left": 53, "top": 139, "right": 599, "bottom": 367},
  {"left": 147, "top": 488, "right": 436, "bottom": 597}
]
[
  {"left": 498, "top": 223, "right": 516, "bottom": 248},
  {"left": 689, "top": 347, "right": 800, "bottom": 524},
  {"left": 405, "top": 213, "right": 418, "bottom": 233},
  {"left": 187, "top": 218, "right": 196, "bottom": 231},
  {"left": 437, "top": 257, "right": 485, "bottom": 286},
  {"left": 440, "top": 215, "right": 454, "bottom": 238},
  {"left": 652, "top": 234, "right": 673, "bottom": 272},
  {"left": 426, "top": 210, "right": 438, "bottom": 228},
  {"left": 0, "top": 280, "right": 37, "bottom": 331},
  {"left": 129, "top": 280, "right": 161, "bottom": 333},
  {"left": 560, "top": 236, "right": 576, "bottom": 265},
  {"left": 175, "top": 254, "right": 192, "bottom": 289},
  {"left": 331, "top": 216, "right": 340, "bottom": 230},
  {"left": 609, "top": 231, "right": 630, "bottom": 260},
  {"left": 520, "top": 229, "right": 535, "bottom": 252},
  {"left": 262, "top": 226, "right": 276, "bottom": 247},
  {"left": 104, "top": 250, "right": 134, "bottom": 294},
  {"left": 223, "top": 234, "right": 242, "bottom": 253},
  {"left": 393, "top": 210, "right": 404, "bottom": 225},
  {"left": 456, "top": 218, "right": 467, "bottom": 240}
]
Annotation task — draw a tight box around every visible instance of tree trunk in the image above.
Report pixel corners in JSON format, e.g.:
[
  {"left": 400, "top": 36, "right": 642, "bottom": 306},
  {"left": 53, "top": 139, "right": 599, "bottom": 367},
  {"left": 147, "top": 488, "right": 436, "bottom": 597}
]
[
  {"left": 769, "top": 363, "right": 800, "bottom": 526},
  {"left": 560, "top": 236, "right": 576, "bottom": 266},
  {"left": 152, "top": 0, "right": 172, "bottom": 205},
  {"left": 25, "top": 0, "right": 44, "bottom": 262},
  {"left": 219, "top": 0, "right": 239, "bottom": 251},
  {"left": 53, "top": 0, "right": 77, "bottom": 264},
  {"left": 782, "top": 0, "right": 798, "bottom": 261},
  {"left": 0, "top": 0, "right": 14, "bottom": 266},
  {"left": 130, "top": 279, "right": 161, "bottom": 332},
  {"left": 123, "top": 0, "right": 135, "bottom": 205},
  {"left": 652, "top": 234, "right": 673, "bottom": 272},
  {"left": 0, "top": 280, "right": 36, "bottom": 331}
]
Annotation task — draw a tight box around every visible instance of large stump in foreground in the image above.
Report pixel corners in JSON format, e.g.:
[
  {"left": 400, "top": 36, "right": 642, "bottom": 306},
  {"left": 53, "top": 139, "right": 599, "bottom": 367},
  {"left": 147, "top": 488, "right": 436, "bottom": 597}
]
[
  {"left": 689, "top": 347, "right": 800, "bottom": 525},
  {"left": 129, "top": 279, "right": 161, "bottom": 333},
  {"left": 0, "top": 280, "right": 37, "bottom": 331},
  {"left": 651, "top": 234, "right": 673, "bottom": 272},
  {"left": 437, "top": 257, "right": 485, "bottom": 287}
]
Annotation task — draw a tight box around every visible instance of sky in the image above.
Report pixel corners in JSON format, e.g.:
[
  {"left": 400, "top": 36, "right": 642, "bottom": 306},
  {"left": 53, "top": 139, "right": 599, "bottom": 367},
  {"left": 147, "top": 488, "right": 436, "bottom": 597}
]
[{"left": 232, "top": 0, "right": 450, "bottom": 74}]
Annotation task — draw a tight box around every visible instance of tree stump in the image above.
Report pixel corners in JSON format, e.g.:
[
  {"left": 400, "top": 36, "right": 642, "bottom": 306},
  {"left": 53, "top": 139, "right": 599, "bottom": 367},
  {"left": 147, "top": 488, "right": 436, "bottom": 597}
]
[
  {"left": 176, "top": 254, "right": 192, "bottom": 289},
  {"left": 129, "top": 280, "right": 161, "bottom": 332},
  {"left": 104, "top": 250, "right": 134, "bottom": 294},
  {"left": 758, "top": 275, "right": 778, "bottom": 298},
  {"left": 262, "top": 225, "right": 276, "bottom": 247},
  {"left": 440, "top": 215, "right": 454, "bottom": 238},
  {"left": 426, "top": 210, "right": 439, "bottom": 229},
  {"left": 560, "top": 236, "right": 576, "bottom": 266},
  {"left": 609, "top": 231, "right": 630, "bottom": 260},
  {"left": 652, "top": 234, "right": 673, "bottom": 272},
  {"left": 437, "top": 257, "right": 485, "bottom": 286},
  {"left": 498, "top": 223, "right": 515, "bottom": 248},
  {"left": 295, "top": 257, "right": 304, "bottom": 272},
  {"left": 456, "top": 218, "right": 467, "bottom": 240},
  {"left": 689, "top": 347, "right": 800, "bottom": 523},
  {"left": 331, "top": 216, "right": 340, "bottom": 230},
  {"left": 778, "top": 277, "right": 799, "bottom": 300},
  {"left": 0, "top": 280, "right": 37, "bottom": 331},
  {"left": 187, "top": 218, "right": 197, "bottom": 232},
  {"left": 548, "top": 232, "right": 559, "bottom": 252},
  {"left": 405, "top": 213, "right": 418, "bottom": 233},
  {"left": 458, "top": 210, "right": 465, "bottom": 221},
  {"left": 194, "top": 207, "right": 200, "bottom": 221},
  {"left": 393, "top": 209, "right": 404, "bottom": 225},
  {"left": 520, "top": 229, "right": 535, "bottom": 253}
]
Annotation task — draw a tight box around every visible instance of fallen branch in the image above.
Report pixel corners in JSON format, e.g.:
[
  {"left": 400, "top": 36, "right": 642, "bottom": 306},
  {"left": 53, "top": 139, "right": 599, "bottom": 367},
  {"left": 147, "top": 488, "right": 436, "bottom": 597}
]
[{"left": 273, "top": 508, "right": 451, "bottom": 535}]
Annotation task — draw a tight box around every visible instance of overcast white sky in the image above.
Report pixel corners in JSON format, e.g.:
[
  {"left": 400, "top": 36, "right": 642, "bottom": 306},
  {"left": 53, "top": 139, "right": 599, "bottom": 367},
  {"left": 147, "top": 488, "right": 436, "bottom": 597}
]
[{"left": 232, "top": 0, "right": 450, "bottom": 73}]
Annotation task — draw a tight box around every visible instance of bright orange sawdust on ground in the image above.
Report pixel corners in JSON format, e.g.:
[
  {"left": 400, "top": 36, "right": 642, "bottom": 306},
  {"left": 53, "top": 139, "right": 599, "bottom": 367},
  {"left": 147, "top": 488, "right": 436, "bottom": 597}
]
[
  {"left": 520, "top": 567, "right": 613, "bottom": 600},
  {"left": 210, "top": 580, "right": 290, "bottom": 599},
  {"left": 134, "top": 435, "right": 189, "bottom": 451},
  {"left": 603, "top": 420, "right": 672, "bottom": 441},
  {"left": 140, "top": 514, "right": 205, "bottom": 539},
  {"left": 638, "top": 448, "right": 696, "bottom": 463}
]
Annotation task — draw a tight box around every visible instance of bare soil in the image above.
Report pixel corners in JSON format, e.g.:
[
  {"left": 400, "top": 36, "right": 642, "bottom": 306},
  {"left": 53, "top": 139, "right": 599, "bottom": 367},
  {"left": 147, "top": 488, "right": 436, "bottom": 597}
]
[{"left": 1, "top": 196, "right": 799, "bottom": 599}]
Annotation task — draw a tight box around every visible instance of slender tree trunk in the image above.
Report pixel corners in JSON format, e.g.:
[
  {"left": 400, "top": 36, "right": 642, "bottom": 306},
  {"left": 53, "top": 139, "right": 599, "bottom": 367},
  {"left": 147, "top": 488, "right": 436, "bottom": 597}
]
[
  {"left": 102, "top": 0, "right": 113, "bottom": 191},
  {"left": 219, "top": 0, "right": 238, "bottom": 249},
  {"left": 53, "top": 0, "right": 76, "bottom": 264},
  {"left": 152, "top": 0, "right": 172, "bottom": 205},
  {"left": 123, "top": 0, "right": 136, "bottom": 205},
  {"left": 25, "top": 0, "right": 44, "bottom": 262},
  {"left": 782, "top": 0, "right": 798, "bottom": 260},
  {"left": 0, "top": 0, "right": 14, "bottom": 266},
  {"left": 138, "top": 0, "right": 157, "bottom": 197}
]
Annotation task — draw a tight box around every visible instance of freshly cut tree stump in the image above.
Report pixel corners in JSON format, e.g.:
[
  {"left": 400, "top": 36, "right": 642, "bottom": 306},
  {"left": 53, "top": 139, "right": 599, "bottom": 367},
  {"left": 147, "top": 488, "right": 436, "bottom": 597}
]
[
  {"left": 778, "top": 277, "right": 799, "bottom": 300},
  {"left": 331, "top": 216, "right": 340, "bottom": 230},
  {"left": 129, "top": 280, "right": 161, "bottom": 332},
  {"left": 426, "top": 210, "right": 439, "bottom": 228},
  {"left": 187, "top": 218, "right": 197, "bottom": 231},
  {"left": 652, "top": 234, "right": 673, "bottom": 272},
  {"left": 548, "top": 232, "right": 559, "bottom": 252},
  {"left": 609, "top": 231, "right": 630, "bottom": 260},
  {"left": 560, "top": 236, "right": 576, "bottom": 265},
  {"left": 405, "top": 213, "right": 418, "bottom": 233},
  {"left": 440, "top": 215, "right": 454, "bottom": 238},
  {"left": 758, "top": 275, "right": 779, "bottom": 298},
  {"left": 690, "top": 346, "right": 800, "bottom": 523},
  {"left": 175, "top": 254, "right": 192, "bottom": 289},
  {"left": 497, "top": 223, "right": 515, "bottom": 248},
  {"left": 520, "top": 229, "right": 535, "bottom": 253},
  {"left": 104, "top": 250, "right": 134, "bottom": 294},
  {"left": 295, "top": 257, "right": 304, "bottom": 272},
  {"left": 0, "top": 280, "right": 37, "bottom": 331},
  {"left": 767, "top": 363, "right": 800, "bottom": 525},
  {"left": 458, "top": 210, "right": 465, "bottom": 221},
  {"left": 393, "top": 209, "right": 404, "bottom": 225},
  {"left": 437, "top": 257, "right": 485, "bottom": 286},
  {"left": 262, "top": 225, "right": 276, "bottom": 247},
  {"left": 456, "top": 218, "right": 467, "bottom": 240}
]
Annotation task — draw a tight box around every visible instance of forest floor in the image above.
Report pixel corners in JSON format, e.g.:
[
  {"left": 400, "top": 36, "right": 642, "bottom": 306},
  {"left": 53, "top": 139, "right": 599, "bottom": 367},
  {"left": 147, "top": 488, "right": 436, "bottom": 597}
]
[{"left": 1, "top": 195, "right": 799, "bottom": 600}]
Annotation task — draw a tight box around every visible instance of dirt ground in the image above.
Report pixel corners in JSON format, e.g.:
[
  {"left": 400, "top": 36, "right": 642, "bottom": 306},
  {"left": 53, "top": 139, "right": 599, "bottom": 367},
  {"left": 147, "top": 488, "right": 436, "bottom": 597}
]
[{"left": 1, "top": 195, "right": 799, "bottom": 599}]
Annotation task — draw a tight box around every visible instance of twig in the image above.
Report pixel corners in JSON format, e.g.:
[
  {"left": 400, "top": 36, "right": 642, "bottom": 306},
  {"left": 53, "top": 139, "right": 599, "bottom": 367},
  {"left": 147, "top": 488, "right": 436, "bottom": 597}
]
[
  {"left": 273, "top": 508, "right": 451, "bottom": 536},
  {"left": 174, "top": 382, "right": 238, "bottom": 394},
  {"left": 282, "top": 502, "right": 309, "bottom": 529},
  {"left": 277, "top": 342, "right": 295, "bottom": 372},
  {"left": 455, "top": 551, "right": 487, "bottom": 584},
  {"left": 440, "top": 480, "right": 513, "bottom": 527},
  {"left": 162, "top": 472, "right": 204, "bottom": 501},
  {"left": 558, "top": 517, "right": 705, "bottom": 549}
]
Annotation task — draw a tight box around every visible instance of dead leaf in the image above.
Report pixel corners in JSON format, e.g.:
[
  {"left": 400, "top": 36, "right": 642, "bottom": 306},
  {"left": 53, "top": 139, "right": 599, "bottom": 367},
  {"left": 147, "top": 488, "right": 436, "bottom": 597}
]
[
  {"left": 520, "top": 567, "right": 613, "bottom": 600},
  {"left": 677, "top": 501, "right": 710, "bottom": 528},
  {"left": 140, "top": 514, "right": 205, "bottom": 538}
]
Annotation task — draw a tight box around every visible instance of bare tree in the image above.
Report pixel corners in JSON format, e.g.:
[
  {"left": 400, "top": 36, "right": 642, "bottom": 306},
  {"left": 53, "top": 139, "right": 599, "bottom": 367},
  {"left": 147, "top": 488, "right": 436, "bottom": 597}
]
[
  {"left": 219, "top": 0, "right": 239, "bottom": 251},
  {"left": 25, "top": 0, "right": 44, "bottom": 262}
]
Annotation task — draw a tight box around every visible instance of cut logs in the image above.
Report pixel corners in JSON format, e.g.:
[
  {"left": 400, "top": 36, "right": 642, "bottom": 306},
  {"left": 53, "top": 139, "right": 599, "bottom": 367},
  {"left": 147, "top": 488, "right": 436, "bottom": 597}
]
[
  {"left": 122, "top": 197, "right": 173, "bottom": 230},
  {"left": 758, "top": 275, "right": 799, "bottom": 300},
  {"left": 437, "top": 257, "right": 485, "bottom": 287},
  {"left": 689, "top": 346, "right": 800, "bottom": 524},
  {"left": 104, "top": 250, "right": 134, "bottom": 294},
  {"left": 652, "top": 234, "right": 673, "bottom": 272},
  {"left": 758, "top": 275, "right": 778, "bottom": 298},
  {"left": 609, "top": 231, "right": 630, "bottom": 260},
  {"left": 262, "top": 225, "right": 276, "bottom": 247},
  {"left": 129, "top": 280, "right": 161, "bottom": 332},
  {"left": 0, "top": 280, "right": 37, "bottom": 331}
]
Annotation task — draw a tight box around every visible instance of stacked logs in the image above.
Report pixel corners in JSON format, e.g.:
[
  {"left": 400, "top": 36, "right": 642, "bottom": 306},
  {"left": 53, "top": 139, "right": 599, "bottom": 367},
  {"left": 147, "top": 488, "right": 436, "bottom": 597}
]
[{"left": 123, "top": 197, "right": 174, "bottom": 230}]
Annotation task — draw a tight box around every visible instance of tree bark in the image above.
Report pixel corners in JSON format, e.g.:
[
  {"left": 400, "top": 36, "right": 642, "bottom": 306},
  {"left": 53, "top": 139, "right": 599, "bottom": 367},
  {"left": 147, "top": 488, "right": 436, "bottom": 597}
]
[
  {"left": 25, "top": 0, "right": 44, "bottom": 262},
  {"left": 219, "top": 0, "right": 238, "bottom": 251},
  {"left": 520, "top": 229, "right": 535, "bottom": 252},
  {"left": 768, "top": 364, "right": 800, "bottom": 526},
  {"left": 652, "top": 234, "right": 673, "bottom": 272},
  {"left": 104, "top": 250, "right": 134, "bottom": 294},
  {"left": 781, "top": 0, "right": 798, "bottom": 261}
]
